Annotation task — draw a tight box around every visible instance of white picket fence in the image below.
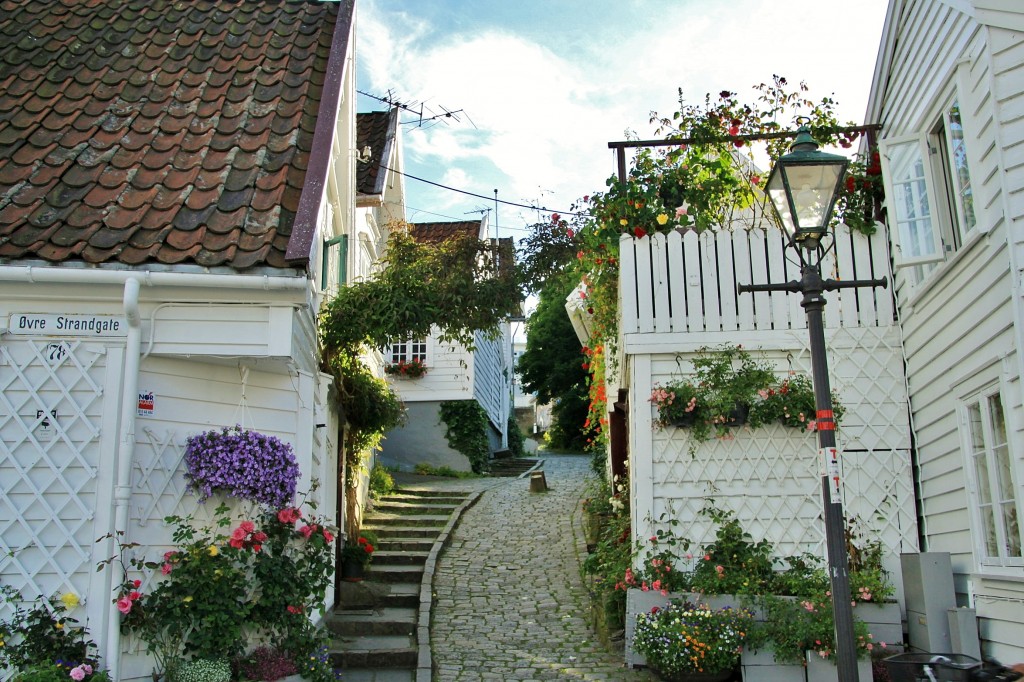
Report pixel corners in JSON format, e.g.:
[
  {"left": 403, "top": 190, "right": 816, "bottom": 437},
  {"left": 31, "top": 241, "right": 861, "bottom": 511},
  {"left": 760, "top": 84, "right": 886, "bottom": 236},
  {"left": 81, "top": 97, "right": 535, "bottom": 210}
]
[{"left": 618, "top": 225, "right": 894, "bottom": 338}]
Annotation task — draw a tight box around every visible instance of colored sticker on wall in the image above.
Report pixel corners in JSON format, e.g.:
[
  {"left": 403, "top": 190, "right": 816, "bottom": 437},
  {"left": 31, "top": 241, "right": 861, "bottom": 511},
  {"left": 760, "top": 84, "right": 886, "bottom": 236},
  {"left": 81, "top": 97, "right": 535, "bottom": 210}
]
[{"left": 138, "top": 391, "right": 154, "bottom": 416}]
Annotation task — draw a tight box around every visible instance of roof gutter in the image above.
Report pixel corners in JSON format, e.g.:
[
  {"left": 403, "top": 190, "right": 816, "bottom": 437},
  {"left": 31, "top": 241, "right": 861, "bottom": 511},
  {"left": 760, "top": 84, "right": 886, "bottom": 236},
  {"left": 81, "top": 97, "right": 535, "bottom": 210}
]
[
  {"left": 285, "top": 0, "right": 355, "bottom": 266},
  {"left": 0, "top": 266, "right": 310, "bottom": 292}
]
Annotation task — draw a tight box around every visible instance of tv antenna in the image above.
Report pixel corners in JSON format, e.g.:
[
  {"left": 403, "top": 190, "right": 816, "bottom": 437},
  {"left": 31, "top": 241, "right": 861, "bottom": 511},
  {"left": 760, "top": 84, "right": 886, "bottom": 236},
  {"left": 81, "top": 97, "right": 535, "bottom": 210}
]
[{"left": 358, "top": 89, "right": 477, "bottom": 129}]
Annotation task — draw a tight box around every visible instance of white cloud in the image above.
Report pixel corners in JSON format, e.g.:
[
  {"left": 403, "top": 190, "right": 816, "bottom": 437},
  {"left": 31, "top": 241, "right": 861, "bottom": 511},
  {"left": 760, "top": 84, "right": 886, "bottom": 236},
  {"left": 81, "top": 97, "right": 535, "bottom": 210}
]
[{"left": 358, "top": 0, "right": 888, "bottom": 225}]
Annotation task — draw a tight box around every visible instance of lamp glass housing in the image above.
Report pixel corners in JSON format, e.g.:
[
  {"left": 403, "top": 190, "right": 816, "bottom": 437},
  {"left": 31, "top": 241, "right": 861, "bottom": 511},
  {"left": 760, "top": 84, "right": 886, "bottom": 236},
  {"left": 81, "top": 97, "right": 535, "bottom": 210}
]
[{"left": 767, "top": 129, "right": 849, "bottom": 243}]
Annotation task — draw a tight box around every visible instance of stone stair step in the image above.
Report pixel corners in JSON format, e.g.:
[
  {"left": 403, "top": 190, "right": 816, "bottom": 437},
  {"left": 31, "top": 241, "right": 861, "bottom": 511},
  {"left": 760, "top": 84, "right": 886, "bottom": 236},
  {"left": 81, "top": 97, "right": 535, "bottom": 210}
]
[
  {"left": 366, "top": 564, "right": 424, "bottom": 583},
  {"left": 380, "top": 493, "right": 468, "bottom": 503},
  {"left": 364, "top": 514, "right": 450, "bottom": 527},
  {"left": 371, "top": 501, "right": 459, "bottom": 515},
  {"left": 328, "top": 634, "right": 417, "bottom": 668},
  {"left": 362, "top": 525, "right": 443, "bottom": 538},
  {"left": 325, "top": 607, "right": 417, "bottom": 636},
  {"left": 371, "top": 549, "right": 429, "bottom": 566},
  {"left": 375, "top": 539, "right": 434, "bottom": 552},
  {"left": 340, "top": 669, "right": 415, "bottom": 682},
  {"left": 387, "top": 488, "right": 470, "bottom": 499}
]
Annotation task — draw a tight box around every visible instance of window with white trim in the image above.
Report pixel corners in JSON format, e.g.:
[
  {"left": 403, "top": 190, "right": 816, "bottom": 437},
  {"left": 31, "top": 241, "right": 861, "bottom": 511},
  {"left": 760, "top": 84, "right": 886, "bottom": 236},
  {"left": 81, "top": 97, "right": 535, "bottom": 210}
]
[
  {"left": 963, "top": 389, "right": 1022, "bottom": 567},
  {"left": 880, "top": 96, "right": 978, "bottom": 278},
  {"left": 390, "top": 338, "right": 427, "bottom": 365}
]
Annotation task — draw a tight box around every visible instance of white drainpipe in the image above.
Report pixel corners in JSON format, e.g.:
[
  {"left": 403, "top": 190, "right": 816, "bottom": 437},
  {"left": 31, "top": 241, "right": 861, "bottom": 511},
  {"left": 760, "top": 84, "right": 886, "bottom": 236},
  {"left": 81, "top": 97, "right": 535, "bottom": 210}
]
[
  {"left": 104, "top": 277, "right": 141, "bottom": 679},
  {"left": 0, "top": 266, "right": 312, "bottom": 680}
]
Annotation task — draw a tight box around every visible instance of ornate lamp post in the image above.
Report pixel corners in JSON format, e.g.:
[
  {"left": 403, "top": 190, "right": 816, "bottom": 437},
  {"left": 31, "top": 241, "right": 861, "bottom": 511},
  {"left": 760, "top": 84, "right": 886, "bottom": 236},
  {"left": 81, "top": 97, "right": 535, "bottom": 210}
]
[{"left": 740, "top": 126, "right": 887, "bottom": 682}]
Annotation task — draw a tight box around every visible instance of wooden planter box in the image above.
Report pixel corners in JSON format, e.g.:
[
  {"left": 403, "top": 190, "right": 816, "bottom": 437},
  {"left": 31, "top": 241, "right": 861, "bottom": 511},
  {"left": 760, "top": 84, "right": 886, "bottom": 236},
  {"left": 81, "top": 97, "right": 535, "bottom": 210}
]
[
  {"left": 740, "top": 646, "right": 806, "bottom": 682},
  {"left": 804, "top": 651, "right": 873, "bottom": 682},
  {"left": 854, "top": 601, "right": 903, "bottom": 649}
]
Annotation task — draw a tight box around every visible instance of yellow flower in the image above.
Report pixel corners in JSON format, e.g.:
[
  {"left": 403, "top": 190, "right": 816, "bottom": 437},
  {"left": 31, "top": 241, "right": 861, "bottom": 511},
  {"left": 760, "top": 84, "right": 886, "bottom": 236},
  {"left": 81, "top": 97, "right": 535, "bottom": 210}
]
[
  {"left": 60, "top": 592, "right": 80, "bottom": 609},
  {"left": 208, "top": 545, "right": 219, "bottom": 557},
  {"left": 656, "top": 213, "right": 669, "bottom": 225},
  {"left": 183, "top": 596, "right": 193, "bottom": 603},
  {"left": 619, "top": 218, "right": 628, "bottom": 226},
  {"left": 55, "top": 622, "right": 64, "bottom": 630}
]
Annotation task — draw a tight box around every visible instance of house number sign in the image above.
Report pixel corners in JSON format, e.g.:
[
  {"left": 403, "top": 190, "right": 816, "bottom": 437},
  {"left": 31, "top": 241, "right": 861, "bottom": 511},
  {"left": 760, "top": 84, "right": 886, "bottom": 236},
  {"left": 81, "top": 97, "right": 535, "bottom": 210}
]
[{"left": 8, "top": 313, "right": 128, "bottom": 337}]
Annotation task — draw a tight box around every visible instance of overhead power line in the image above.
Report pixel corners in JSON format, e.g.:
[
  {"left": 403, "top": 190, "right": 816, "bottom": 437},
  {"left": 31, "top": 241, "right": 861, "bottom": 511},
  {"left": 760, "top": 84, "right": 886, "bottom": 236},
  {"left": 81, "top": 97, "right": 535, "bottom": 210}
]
[{"left": 378, "top": 163, "right": 589, "bottom": 218}]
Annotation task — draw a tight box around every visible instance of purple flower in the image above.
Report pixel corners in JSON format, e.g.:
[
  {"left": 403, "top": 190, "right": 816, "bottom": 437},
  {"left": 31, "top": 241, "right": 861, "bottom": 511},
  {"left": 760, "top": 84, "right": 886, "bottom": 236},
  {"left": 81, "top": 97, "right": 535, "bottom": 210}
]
[{"left": 184, "top": 425, "right": 300, "bottom": 508}]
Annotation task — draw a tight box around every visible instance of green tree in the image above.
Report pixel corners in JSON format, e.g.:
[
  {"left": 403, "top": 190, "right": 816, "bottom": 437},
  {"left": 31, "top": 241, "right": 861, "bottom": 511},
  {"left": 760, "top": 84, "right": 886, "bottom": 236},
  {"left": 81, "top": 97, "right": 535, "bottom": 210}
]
[{"left": 517, "top": 276, "right": 595, "bottom": 450}]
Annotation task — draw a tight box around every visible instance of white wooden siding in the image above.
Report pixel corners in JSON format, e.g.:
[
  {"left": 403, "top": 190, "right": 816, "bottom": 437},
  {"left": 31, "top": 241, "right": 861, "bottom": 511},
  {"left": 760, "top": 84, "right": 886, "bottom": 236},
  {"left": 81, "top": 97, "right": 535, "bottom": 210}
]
[
  {"left": 870, "top": 0, "right": 1024, "bottom": 659},
  {"left": 387, "top": 332, "right": 473, "bottom": 402},
  {"left": 472, "top": 329, "right": 508, "bottom": 430}
]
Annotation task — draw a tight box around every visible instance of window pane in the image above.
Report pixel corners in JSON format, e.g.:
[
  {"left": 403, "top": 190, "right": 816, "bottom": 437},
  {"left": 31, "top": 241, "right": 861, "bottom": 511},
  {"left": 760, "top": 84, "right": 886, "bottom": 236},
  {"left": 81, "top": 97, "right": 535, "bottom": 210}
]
[
  {"left": 946, "top": 103, "right": 977, "bottom": 233},
  {"left": 885, "top": 139, "right": 941, "bottom": 263},
  {"left": 988, "top": 395, "right": 1021, "bottom": 557},
  {"left": 980, "top": 507, "right": 999, "bottom": 557}
]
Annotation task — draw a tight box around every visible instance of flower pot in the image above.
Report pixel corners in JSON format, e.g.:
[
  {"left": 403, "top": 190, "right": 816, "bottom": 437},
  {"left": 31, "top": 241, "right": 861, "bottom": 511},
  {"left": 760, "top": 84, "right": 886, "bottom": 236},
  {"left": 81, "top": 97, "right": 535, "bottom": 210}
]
[
  {"left": 341, "top": 559, "right": 367, "bottom": 582},
  {"left": 649, "top": 666, "right": 735, "bottom": 682},
  {"left": 669, "top": 411, "right": 699, "bottom": 427},
  {"left": 725, "top": 403, "right": 749, "bottom": 427}
]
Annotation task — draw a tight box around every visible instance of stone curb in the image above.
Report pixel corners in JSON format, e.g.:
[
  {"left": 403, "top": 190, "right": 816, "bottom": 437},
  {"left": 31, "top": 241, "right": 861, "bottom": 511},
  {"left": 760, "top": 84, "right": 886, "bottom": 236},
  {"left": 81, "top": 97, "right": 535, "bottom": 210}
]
[{"left": 415, "top": 489, "right": 483, "bottom": 682}]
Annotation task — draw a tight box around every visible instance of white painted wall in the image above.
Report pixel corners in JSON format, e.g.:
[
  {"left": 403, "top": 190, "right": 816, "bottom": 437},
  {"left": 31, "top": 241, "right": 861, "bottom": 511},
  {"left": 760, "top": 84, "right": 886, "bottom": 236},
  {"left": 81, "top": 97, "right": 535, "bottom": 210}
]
[{"left": 866, "top": 0, "right": 1024, "bottom": 661}]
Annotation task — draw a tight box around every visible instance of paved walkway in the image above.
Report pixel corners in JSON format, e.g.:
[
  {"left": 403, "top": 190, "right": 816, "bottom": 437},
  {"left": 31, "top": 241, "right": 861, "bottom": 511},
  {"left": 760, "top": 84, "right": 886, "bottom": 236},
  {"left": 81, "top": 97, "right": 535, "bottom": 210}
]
[{"left": 420, "top": 454, "right": 653, "bottom": 681}]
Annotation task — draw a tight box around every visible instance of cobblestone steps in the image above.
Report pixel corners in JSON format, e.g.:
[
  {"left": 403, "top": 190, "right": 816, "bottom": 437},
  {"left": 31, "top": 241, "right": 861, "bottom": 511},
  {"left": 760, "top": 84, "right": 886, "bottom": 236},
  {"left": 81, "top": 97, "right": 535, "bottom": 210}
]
[
  {"left": 488, "top": 456, "right": 542, "bottom": 477},
  {"left": 327, "top": 487, "right": 478, "bottom": 681}
]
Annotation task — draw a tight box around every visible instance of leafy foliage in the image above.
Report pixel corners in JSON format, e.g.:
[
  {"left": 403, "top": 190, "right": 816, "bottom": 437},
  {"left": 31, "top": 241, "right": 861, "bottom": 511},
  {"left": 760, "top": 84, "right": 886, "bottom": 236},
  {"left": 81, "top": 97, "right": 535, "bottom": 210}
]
[
  {"left": 633, "top": 600, "right": 753, "bottom": 675},
  {"left": 517, "top": 275, "right": 596, "bottom": 450},
  {"left": 320, "top": 229, "right": 520, "bottom": 353},
  {"left": 0, "top": 589, "right": 98, "bottom": 675},
  {"left": 506, "top": 415, "right": 526, "bottom": 458},
  {"left": 368, "top": 464, "right": 396, "bottom": 500},
  {"left": 438, "top": 400, "right": 491, "bottom": 474}
]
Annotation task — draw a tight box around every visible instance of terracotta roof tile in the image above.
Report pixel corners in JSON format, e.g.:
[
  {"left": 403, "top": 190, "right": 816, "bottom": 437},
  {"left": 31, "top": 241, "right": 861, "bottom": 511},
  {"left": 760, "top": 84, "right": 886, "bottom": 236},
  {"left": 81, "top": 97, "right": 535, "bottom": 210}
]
[
  {"left": 410, "top": 221, "right": 483, "bottom": 244},
  {"left": 0, "top": 0, "right": 347, "bottom": 270}
]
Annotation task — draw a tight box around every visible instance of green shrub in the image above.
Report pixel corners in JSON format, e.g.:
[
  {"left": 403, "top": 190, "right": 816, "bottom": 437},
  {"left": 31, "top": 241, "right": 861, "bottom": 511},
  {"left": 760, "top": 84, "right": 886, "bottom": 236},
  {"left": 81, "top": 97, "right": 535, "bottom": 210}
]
[
  {"left": 368, "top": 464, "right": 396, "bottom": 500},
  {"left": 438, "top": 400, "right": 491, "bottom": 473}
]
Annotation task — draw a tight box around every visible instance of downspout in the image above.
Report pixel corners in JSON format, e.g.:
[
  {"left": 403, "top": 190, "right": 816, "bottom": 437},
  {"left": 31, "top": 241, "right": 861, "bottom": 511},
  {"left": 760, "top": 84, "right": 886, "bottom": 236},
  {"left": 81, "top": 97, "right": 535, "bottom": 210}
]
[{"left": 104, "top": 277, "right": 142, "bottom": 680}]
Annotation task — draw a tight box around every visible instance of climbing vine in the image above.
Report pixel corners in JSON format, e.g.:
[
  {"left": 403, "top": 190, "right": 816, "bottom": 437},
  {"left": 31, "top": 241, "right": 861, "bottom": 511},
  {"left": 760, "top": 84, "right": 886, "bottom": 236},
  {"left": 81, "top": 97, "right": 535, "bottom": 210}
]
[
  {"left": 520, "top": 76, "right": 884, "bottom": 449},
  {"left": 438, "top": 400, "right": 491, "bottom": 474}
]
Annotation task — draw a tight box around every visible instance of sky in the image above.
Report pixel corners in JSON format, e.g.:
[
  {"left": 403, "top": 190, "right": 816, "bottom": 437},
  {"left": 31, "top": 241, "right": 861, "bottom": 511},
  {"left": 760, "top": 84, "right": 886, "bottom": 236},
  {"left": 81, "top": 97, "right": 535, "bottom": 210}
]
[{"left": 355, "top": 0, "right": 890, "bottom": 243}]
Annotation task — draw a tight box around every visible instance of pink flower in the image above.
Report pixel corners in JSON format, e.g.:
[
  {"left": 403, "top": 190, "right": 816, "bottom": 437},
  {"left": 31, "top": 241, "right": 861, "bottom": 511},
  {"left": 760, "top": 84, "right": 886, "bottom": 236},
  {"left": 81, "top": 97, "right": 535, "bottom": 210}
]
[
  {"left": 129, "top": 591, "right": 141, "bottom": 600},
  {"left": 566, "top": 228, "right": 574, "bottom": 238},
  {"left": 70, "top": 667, "right": 86, "bottom": 681},
  {"left": 132, "top": 579, "right": 142, "bottom": 588},
  {"left": 278, "top": 508, "right": 301, "bottom": 524},
  {"left": 715, "top": 565, "right": 724, "bottom": 576},
  {"left": 116, "top": 597, "right": 132, "bottom": 614},
  {"left": 163, "top": 551, "right": 176, "bottom": 561},
  {"left": 675, "top": 206, "right": 687, "bottom": 218},
  {"left": 300, "top": 525, "right": 314, "bottom": 539},
  {"left": 704, "top": 554, "right": 711, "bottom": 561},
  {"left": 231, "top": 527, "right": 247, "bottom": 541},
  {"left": 551, "top": 213, "right": 560, "bottom": 223},
  {"left": 239, "top": 520, "right": 255, "bottom": 533},
  {"left": 728, "top": 124, "right": 740, "bottom": 136},
  {"left": 82, "top": 665, "right": 92, "bottom": 675},
  {"left": 287, "top": 604, "right": 303, "bottom": 614},
  {"left": 161, "top": 563, "right": 172, "bottom": 575},
  {"left": 323, "top": 529, "right": 335, "bottom": 542}
]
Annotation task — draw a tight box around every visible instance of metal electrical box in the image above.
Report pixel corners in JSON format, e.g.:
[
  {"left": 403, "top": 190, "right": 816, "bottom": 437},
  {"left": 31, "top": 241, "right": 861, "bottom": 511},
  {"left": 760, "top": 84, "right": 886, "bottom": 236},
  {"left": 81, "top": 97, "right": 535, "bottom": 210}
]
[{"left": 901, "top": 552, "right": 956, "bottom": 652}]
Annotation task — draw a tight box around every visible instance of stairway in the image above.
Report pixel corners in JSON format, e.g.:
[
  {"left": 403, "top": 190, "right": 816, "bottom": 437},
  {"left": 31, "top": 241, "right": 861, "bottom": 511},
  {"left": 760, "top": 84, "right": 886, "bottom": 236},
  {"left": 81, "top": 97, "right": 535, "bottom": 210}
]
[
  {"left": 326, "top": 488, "right": 475, "bottom": 682},
  {"left": 488, "top": 456, "right": 541, "bottom": 478}
]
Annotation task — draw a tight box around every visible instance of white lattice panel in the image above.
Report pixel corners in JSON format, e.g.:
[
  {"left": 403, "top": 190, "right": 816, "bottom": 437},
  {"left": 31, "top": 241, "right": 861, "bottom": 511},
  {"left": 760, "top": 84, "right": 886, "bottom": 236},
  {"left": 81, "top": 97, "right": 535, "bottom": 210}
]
[
  {"left": 0, "top": 339, "right": 109, "bottom": 615},
  {"left": 630, "top": 324, "right": 919, "bottom": 588}
]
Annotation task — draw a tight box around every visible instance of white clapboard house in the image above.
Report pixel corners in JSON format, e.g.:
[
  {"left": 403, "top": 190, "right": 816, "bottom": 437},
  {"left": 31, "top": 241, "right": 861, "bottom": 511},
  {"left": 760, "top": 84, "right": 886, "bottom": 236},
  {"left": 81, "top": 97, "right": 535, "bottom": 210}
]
[
  {"left": 378, "top": 218, "right": 515, "bottom": 473},
  {"left": 0, "top": 2, "right": 359, "bottom": 679},
  {"left": 868, "top": 0, "right": 1024, "bottom": 662}
]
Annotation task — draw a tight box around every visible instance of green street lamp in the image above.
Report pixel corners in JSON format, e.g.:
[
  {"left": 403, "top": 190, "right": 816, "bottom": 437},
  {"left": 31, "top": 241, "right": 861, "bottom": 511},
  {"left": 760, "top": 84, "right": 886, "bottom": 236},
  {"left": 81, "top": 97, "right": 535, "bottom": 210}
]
[
  {"left": 741, "top": 127, "right": 886, "bottom": 682},
  {"left": 766, "top": 126, "right": 850, "bottom": 248}
]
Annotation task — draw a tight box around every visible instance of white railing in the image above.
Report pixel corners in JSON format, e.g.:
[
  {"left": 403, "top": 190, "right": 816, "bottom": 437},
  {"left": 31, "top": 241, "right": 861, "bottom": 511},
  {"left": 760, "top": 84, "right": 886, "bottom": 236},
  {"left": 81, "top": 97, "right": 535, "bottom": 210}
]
[{"left": 619, "top": 225, "right": 894, "bottom": 336}]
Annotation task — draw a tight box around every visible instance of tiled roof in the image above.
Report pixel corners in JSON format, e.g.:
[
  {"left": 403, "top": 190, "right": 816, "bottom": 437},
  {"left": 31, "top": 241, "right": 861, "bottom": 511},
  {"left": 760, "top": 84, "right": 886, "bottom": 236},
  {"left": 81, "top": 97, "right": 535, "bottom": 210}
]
[
  {"left": 409, "top": 220, "right": 483, "bottom": 244},
  {"left": 0, "top": 0, "right": 347, "bottom": 270},
  {"left": 356, "top": 110, "right": 397, "bottom": 197}
]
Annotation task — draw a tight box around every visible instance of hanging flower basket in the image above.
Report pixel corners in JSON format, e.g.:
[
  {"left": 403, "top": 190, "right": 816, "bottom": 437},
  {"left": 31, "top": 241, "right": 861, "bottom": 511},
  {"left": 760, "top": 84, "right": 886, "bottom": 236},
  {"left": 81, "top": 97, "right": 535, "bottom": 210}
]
[
  {"left": 184, "top": 425, "right": 300, "bottom": 508},
  {"left": 384, "top": 359, "right": 428, "bottom": 378}
]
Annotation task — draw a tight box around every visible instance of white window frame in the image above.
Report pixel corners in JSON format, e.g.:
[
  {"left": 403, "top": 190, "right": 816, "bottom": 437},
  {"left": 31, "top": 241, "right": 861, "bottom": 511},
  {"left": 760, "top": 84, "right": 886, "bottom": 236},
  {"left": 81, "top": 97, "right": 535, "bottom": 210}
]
[
  {"left": 390, "top": 338, "right": 429, "bottom": 366},
  {"left": 879, "top": 72, "right": 983, "bottom": 274},
  {"left": 879, "top": 134, "right": 944, "bottom": 268},
  {"left": 960, "top": 384, "right": 1023, "bottom": 572}
]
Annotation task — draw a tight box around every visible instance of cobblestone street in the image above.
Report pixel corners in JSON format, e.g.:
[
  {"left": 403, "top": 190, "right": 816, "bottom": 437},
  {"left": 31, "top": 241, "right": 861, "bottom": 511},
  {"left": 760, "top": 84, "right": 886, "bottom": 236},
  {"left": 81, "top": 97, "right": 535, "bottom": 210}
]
[{"left": 428, "top": 454, "right": 652, "bottom": 681}]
